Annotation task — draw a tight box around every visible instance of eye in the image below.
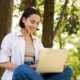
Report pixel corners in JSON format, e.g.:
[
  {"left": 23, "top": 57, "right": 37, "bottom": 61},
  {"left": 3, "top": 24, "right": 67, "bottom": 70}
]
[
  {"left": 30, "top": 20, "right": 40, "bottom": 25},
  {"left": 31, "top": 20, "right": 35, "bottom": 24}
]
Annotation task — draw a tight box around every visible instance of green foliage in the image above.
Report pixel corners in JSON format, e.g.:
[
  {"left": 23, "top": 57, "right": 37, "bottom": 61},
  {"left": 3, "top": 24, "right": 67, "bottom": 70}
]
[
  {"left": 68, "top": 50, "right": 80, "bottom": 75},
  {"left": 18, "top": 0, "right": 26, "bottom": 11},
  {"left": 55, "top": 0, "right": 80, "bottom": 36},
  {"left": 62, "top": 0, "right": 80, "bottom": 35}
]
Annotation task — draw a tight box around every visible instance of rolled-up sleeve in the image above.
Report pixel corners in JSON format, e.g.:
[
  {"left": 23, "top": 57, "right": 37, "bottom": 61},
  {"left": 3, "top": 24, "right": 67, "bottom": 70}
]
[{"left": 0, "top": 34, "right": 12, "bottom": 63}]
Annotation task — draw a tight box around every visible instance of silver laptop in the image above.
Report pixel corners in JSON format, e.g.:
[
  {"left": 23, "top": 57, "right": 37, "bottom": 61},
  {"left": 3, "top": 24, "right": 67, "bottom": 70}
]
[{"left": 36, "top": 48, "right": 68, "bottom": 73}]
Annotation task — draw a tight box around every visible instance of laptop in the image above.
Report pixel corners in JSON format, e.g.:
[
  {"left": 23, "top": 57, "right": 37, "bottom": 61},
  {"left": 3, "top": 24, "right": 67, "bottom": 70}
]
[{"left": 36, "top": 48, "right": 68, "bottom": 73}]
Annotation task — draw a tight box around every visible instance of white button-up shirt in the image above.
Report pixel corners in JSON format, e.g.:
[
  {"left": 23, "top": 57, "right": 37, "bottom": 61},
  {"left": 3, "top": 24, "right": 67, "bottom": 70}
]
[{"left": 0, "top": 29, "right": 43, "bottom": 80}]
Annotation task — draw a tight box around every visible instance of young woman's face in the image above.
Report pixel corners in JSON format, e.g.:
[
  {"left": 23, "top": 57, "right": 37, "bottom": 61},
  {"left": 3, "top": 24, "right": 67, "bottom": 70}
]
[{"left": 22, "top": 14, "right": 40, "bottom": 33}]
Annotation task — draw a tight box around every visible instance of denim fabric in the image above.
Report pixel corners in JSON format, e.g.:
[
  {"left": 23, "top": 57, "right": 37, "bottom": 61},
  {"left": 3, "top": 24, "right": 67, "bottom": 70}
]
[
  {"left": 41, "top": 66, "right": 73, "bottom": 80},
  {"left": 12, "top": 64, "right": 73, "bottom": 80},
  {"left": 12, "top": 64, "right": 44, "bottom": 80}
]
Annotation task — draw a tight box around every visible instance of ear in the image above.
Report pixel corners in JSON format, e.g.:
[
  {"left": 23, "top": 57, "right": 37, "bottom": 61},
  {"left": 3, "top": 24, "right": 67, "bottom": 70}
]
[{"left": 22, "top": 17, "right": 26, "bottom": 23}]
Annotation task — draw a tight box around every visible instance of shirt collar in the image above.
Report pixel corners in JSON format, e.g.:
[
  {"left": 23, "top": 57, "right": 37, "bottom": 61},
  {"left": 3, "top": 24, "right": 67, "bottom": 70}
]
[{"left": 16, "top": 29, "right": 37, "bottom": 40}]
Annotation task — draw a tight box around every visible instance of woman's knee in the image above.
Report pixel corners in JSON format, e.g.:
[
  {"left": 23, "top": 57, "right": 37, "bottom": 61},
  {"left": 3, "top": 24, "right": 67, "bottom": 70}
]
[
  {"left": 13, "top": 64, "right": 31, "bottom": 76},
  {"left": 13, "top": 64, "right": 43, "bottom": 80},
  {"left": 64, "top": 66, "right": 73, "bottom": 77}
]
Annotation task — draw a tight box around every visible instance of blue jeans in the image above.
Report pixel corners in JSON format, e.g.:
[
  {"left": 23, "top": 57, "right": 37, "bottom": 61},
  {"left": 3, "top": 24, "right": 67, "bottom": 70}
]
[{"left": 12, "top": 64, "right": 73, "bottom": 80}]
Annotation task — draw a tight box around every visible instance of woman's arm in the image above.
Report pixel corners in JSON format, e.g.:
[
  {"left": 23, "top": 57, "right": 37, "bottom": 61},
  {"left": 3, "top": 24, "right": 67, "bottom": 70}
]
[
  {"left": 0, "top": 34, "right": 17, "bottom": 71},
  {"left": 0, "top": 62, "right": 17, "bottom": 71}
]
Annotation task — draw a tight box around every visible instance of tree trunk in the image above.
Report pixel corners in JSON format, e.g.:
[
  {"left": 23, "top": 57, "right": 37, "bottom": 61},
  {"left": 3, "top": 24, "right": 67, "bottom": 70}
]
[
  {"left": 0, "top": 0, "right": 14, "bottom": 45},
  {"left": 73, "top": 76, "right": 77, "bottom": 80},
  {"left": 53, "top": 0, "right": 68, "bottom": 40},
  {"left": 0, "top": 0, "right": 14, "bottom": 77},
  {"left": 42, "top": 0, "right": 54, "bottom": 48},
  {"left": 22, "top": 0, "right": 36, "bottom": 8}
]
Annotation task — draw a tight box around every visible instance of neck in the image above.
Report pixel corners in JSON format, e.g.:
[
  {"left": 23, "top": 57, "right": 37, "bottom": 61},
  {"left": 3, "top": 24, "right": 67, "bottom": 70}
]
[{"left": 21, "top": 28, "right": 31, "bottom": 37}]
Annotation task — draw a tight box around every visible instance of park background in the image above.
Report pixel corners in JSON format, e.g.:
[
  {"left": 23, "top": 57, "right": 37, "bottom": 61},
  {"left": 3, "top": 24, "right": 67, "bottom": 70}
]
[{"left": 0, "top": 0, "right": 80, "bottom": 80}]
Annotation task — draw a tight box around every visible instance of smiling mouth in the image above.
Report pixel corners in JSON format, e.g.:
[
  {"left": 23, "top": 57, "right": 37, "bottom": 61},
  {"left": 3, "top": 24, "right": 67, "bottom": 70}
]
[{"left": 36, "top": 28, "right": 40, "bottom": 30}]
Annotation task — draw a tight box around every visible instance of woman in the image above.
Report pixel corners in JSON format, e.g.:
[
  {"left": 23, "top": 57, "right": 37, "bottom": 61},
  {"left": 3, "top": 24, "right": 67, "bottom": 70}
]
[{"left": 0, "top": 7, "right": 73, "bottom": 80}]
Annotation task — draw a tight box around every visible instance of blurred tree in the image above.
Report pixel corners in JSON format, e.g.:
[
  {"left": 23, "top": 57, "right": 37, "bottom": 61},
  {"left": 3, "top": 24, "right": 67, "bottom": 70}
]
[
  {"left": 42, "top": 0, "right": 54, "bottom": 48},
  {"left": 19, "top": 0, "right": 36, "bottom": 11},
  {"left": 0, "top": 0, "right": 14, "bottom": 44},
  {"left": 63, "top": 0, "right": 80, "bottom": 35},
  {"left": 42, "top": 0, "right": 68, "bottom": 48},
  {"left": 23, "top": 0, "right": 36, "bottom": 7},
  {"left": 53, "top": 0, "right": 69, "bottom": 41}
]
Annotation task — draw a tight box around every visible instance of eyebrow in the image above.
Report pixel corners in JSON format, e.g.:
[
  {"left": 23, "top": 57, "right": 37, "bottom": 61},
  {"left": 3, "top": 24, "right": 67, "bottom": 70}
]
[{"left": 31, "top": 19, "right": 40, "bottom": 23}]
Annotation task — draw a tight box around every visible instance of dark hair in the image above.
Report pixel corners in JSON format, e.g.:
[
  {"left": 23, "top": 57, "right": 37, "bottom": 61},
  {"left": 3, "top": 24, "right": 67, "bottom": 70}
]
[{"left": 19, "top": 7, "right": 41, "bottom": 28}]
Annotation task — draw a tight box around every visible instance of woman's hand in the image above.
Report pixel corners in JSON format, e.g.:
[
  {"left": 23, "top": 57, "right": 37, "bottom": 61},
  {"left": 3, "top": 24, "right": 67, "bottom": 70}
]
[
  {"left": 64, "top": 63, "right": 68, "bottom": 69},
  {"left": 0, "top": 62, "right": 17, "bottom": 71},
  {"left": 30, "top": 64, "right": 37, "bottom": 69}
]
